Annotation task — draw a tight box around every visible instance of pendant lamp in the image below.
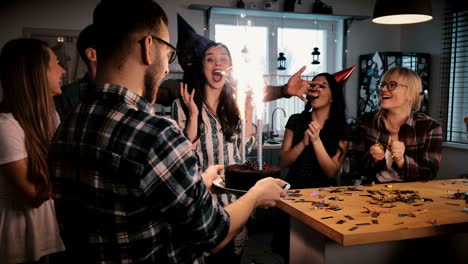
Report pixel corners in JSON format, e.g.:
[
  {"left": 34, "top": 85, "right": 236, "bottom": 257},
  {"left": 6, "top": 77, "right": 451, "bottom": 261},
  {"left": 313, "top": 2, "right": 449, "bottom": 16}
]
[{"left": 372, "top": 0, "right": 432, "bottom": 25}]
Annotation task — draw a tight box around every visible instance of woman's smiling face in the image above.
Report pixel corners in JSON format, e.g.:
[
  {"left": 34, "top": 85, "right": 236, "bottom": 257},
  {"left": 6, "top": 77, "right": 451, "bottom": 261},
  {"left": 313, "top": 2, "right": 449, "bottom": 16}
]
[
  {"left": 379, "top": 74, "right": 411, "bottom": 112},
  {"left": 46, "top": 47, "right": 65, "bottom": 96},
  {"left": 203, "top": 45, "right": 232, "bottom": 90}
]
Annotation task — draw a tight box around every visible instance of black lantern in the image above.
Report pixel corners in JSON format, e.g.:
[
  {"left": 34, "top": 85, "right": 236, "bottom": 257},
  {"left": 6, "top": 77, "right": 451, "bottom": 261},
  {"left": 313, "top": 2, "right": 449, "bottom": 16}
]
[
  {"left": 241, "top": 45, "right": 248, "bottom": 56},
  {"left": 277, "top": 52, "right": 286, "bottom": 70},
  {"left": 311, "top": 47, "right": 320, "bottom": 65},
  {"left": 241, "top": 45, "right": 249, "bottom": 62}
]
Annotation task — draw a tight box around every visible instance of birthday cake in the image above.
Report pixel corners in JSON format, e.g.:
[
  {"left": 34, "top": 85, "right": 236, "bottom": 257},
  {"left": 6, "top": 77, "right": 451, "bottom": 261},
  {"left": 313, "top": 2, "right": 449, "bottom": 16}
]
[{"left": 225, "top": 160, "right": 281, "bottom": 191}]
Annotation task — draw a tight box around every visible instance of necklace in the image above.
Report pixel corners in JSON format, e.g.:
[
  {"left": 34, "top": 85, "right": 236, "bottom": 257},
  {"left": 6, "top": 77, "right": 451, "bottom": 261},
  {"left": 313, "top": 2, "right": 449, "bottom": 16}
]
[{"left": 204, "top": 104, "right": 218, "bottom": 118}]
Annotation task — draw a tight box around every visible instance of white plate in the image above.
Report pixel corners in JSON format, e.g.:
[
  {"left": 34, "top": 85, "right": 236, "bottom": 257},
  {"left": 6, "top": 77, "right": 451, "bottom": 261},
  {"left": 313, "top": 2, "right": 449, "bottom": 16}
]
[
  {"left": 212, "top": 178, "right": 247, "bottom": 195},
  {"left": 212, "top": 178, "right": 291, "bottom": 196}
]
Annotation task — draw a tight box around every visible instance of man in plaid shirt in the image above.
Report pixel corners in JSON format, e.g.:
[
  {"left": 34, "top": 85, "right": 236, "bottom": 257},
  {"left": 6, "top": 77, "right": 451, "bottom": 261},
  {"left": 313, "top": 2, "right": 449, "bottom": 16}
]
[{"left": 48, "top": 1, "right": 287, "bottom": 263}]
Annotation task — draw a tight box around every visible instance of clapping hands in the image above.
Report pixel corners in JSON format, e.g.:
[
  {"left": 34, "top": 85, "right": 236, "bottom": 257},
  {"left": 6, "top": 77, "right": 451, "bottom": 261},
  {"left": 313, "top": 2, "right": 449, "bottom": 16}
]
[
  {"left": 369, "top": 136, "right": 405, "bottom": 165},
  {"left": 370, "top": 143, "right": 385, "bottom": 161},
  {"left": 388, "top": 136, "right": 405, "bottom": 164},
  {"left": 302, "top": 121, "right": 321, "bottom": 146}
]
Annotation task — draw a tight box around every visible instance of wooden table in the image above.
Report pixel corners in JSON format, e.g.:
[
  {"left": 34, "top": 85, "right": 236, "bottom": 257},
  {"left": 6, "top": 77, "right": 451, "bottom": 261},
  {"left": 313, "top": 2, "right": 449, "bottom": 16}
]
[{"left": 277, "top": 179, "right": 468, "bottom": 264}]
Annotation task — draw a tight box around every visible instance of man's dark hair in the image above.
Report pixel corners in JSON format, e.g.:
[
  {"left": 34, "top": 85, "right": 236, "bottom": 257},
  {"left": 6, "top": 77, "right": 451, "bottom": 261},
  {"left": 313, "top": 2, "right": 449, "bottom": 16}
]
[
  {"left": 92, "top": 0, "right": 168, "bottom": 63},
  {"left": 76, "top": 24, "right": 96, "bottom": 66}
]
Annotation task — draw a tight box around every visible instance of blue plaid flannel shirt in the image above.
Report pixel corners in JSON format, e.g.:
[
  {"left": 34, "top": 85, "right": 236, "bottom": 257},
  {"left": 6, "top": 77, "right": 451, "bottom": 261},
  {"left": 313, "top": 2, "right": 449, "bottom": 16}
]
[{"left": 49, "top": 83, "right": 229, "bottom": 263}]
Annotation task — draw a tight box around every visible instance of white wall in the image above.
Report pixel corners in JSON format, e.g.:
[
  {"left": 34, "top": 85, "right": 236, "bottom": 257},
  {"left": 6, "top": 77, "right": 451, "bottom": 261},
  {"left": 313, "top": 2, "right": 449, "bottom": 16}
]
[{"left": 0, "top": 0, "right": 466, "bottom": 178}]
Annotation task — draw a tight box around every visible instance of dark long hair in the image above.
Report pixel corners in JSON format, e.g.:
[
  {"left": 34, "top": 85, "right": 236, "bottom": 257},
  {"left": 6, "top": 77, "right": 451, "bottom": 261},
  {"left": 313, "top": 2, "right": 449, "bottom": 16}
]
[
  {"left": 191, "top": 42, "right": 240, "bottom": 142},
  {"left": 0, "top": 38, "right": 57, "bottom": 204},
  {"left": 304, "top": 72, "right": 347, "bottom": 158}
]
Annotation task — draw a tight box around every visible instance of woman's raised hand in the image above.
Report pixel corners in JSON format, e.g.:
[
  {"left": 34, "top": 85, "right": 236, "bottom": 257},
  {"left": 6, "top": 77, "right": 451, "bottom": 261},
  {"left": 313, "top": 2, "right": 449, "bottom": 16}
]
[{"left": 180, "top": 82, "right": 198, "bottom": 119}]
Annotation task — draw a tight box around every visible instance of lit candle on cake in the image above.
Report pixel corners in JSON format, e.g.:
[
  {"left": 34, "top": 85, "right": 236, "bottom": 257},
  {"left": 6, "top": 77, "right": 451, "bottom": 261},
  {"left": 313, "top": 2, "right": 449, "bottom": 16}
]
[
  {"left": 236, "top": 76, "right": 247, "bottom": 164},
  {"left": 251, "top": 73, "right": 265, "bottom": 171},
  {"left": 256, "top": 117, "right": 263, "bottom": 170}
]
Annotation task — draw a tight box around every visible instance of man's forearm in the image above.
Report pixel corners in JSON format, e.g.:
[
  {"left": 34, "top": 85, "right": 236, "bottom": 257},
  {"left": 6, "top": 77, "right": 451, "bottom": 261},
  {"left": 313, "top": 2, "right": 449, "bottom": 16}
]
[{"left": 264, "top": 85, "right": 290, "bottom": 102}]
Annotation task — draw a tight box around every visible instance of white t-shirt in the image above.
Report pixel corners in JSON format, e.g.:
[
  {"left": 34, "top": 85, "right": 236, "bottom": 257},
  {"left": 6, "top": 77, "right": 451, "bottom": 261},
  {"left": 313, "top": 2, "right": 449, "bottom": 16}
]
[{"left": 0, "top": 113, "right": 65, "bottom": 263}]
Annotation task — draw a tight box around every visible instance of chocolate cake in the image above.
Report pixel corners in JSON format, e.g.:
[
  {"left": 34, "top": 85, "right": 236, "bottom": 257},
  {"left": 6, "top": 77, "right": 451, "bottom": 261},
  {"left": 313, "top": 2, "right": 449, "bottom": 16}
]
[{"left": 225, "top": 160, "right": 281, "bottom": 191}]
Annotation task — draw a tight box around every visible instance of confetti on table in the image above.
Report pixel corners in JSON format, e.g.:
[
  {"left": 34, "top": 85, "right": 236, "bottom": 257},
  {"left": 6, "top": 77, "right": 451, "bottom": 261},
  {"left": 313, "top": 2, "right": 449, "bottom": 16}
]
[
  {"left": 344, "top": 215, "right": 354, "bottom": 220},
  {"left": 428, "top": 218, "right": 439, "bottom": 226}
]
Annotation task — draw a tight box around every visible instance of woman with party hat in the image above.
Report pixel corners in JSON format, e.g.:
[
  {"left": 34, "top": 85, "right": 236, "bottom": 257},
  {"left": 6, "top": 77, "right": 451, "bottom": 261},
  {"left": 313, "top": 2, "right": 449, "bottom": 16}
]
[
  {"left": 279, "top": 67, "right": 356, "bottom": 188},
  {"left": 271, "top": 67, "right": 355, "bottom": 259}
]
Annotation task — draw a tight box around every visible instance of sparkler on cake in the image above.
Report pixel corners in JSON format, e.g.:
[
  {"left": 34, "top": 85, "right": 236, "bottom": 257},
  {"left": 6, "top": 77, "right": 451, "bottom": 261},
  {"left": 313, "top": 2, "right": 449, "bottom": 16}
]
[{"left": 232, "top": 62, "right": 265, "bottom": 169}]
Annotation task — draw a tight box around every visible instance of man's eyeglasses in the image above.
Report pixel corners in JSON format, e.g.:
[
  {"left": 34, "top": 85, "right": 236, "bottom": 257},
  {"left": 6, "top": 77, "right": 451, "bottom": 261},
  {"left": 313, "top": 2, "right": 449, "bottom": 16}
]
[
  {"left": 378, "top": 81, "right": 408, "bottom": 91},
  {"left": 139, "top": 35, "right": 177, "bottom": 63}
]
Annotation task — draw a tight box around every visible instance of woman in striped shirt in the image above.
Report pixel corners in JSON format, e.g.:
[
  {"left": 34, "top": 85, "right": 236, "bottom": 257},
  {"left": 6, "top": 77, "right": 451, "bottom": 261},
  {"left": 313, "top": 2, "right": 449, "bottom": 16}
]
[{"left": 172, "top": 42, "right": 255, "bottom": 264}]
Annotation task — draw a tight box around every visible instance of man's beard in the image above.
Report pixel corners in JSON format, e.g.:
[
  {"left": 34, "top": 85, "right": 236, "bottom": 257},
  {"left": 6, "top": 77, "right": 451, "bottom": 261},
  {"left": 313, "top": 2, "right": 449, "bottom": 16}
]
[{"left": 143, "top": 64, "right": 159, "bottom": 104}]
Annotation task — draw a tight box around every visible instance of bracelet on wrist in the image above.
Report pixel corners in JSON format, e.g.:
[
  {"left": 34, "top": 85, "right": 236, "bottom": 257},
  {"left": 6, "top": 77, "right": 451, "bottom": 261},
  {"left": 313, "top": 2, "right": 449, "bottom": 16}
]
[{"left": 281, "top": 84, "right": 292, "bottom": 98}]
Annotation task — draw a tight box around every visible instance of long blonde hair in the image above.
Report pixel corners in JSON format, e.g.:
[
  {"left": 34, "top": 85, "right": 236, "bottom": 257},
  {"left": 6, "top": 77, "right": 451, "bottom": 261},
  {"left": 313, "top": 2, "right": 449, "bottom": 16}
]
[
  {"left": 377, "top": 66, "right": 422, "bottom": 133},
  {"left": 0, "top": 38, "right": 58, "bottom": 204}
]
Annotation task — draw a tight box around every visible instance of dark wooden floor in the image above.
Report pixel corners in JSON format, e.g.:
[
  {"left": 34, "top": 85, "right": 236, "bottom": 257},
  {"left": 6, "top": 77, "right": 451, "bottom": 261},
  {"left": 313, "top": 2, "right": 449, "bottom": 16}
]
[{"left": 241, "top": 208, "right": 285, "bottom": 264}]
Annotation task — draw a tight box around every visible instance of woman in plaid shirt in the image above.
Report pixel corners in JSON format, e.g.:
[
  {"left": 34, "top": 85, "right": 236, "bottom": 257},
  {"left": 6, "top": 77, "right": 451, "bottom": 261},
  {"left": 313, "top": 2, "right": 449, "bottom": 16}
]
[{"left": 354, "top": 67, "right": 442, "bottom": 182}]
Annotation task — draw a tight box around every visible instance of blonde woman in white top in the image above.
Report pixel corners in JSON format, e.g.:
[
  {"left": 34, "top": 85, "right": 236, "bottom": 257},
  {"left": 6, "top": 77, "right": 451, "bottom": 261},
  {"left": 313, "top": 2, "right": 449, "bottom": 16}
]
[{"left": 0, "top": 38, "right": 65, "bottom": 263}]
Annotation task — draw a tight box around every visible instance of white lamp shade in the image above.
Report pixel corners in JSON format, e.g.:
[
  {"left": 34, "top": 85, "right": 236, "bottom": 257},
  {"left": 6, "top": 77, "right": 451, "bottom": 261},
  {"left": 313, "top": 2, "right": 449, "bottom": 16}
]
[{"left": 372, "top": 0, "right": 433, "bottom": 25}]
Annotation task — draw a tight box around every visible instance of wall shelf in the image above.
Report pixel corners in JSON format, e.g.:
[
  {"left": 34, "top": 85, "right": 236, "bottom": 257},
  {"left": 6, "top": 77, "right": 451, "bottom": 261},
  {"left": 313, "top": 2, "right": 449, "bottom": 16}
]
[{"left": 188, "top": 4, "right": 369, "bottom": 22}]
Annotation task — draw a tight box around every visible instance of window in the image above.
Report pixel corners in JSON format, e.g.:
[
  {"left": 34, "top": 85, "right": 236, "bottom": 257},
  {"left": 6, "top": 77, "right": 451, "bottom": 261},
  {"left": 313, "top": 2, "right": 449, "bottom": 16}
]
[
  {"left": 208, "top": 12, "right": 342, "bottom": 136},
  {"left": 440, "top": 8, "right": 468, "bottom": 144}
]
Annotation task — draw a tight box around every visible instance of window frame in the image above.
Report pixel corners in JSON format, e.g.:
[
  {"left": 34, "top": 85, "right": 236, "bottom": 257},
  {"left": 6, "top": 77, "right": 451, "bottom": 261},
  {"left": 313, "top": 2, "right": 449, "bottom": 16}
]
[
  {"left": 207, "top": 12, "right": 344, "bottom": 134},
  {"left": 440, "top": 8, "right": 468, "bottom": 145}
]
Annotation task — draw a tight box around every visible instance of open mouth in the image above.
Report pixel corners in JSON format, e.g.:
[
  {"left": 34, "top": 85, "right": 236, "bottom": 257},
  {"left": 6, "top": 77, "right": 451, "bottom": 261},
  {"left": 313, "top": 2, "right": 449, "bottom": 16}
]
[
  {"left": 307, "top": 88, "right": 320, "bottom": 99},
  {"left": 212, "top": 66, "right": 232, "bottom": 82},
  {"left": 213, "top": 66, "right": 232, "bottom": 76},
  {"left": 381, "top": 94, "right": 392, "bottom": 101},
  {"left": 212, "top": 70, "right": 224, "bottom": 82}
]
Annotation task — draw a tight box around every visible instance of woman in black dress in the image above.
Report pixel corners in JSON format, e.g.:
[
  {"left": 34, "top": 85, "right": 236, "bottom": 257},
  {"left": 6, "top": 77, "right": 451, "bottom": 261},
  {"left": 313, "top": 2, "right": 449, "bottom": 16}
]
[
  {"left": 272, "top": 72, "right": 352, "bottom": 259},
  {"left": 280, "top": 72, "right": 352, "bottom": 188}
]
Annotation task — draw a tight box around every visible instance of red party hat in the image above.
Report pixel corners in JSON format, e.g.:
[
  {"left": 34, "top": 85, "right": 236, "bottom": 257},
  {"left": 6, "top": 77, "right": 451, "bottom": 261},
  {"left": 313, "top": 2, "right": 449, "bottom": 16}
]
[{"left": 333, "top": 65, "right": 356, "bottom": 85}]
